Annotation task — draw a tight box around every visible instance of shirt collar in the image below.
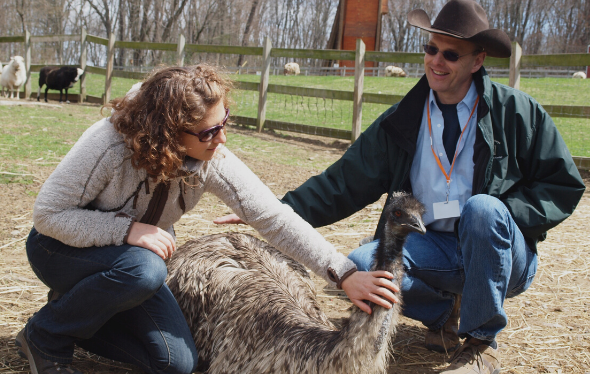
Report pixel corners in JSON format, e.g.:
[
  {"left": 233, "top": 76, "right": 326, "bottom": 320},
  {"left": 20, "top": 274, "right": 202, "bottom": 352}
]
[{"left": 429, "top": 81, "right": 478, "bottom": 112}]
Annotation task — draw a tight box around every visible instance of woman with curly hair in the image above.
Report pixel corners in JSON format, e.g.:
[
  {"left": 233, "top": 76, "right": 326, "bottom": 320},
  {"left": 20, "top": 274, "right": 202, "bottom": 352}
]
[{"left": 16, "top": 64, "right": 400, "bottom": 374}]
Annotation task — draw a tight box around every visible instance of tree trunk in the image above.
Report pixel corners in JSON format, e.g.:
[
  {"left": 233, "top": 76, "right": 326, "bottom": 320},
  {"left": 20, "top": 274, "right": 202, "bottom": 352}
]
[{"left": 237, "top": 0, "right": 260, "bottom": 67}]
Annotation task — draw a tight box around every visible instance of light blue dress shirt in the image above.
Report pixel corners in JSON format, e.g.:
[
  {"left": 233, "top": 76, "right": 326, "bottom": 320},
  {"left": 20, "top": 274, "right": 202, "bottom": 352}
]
[{"left": 409, "top": 82, "right": 478, "bottom": 232}]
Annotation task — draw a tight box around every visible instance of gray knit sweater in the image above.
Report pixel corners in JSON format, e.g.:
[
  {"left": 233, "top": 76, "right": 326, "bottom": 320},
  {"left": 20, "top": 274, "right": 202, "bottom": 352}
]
[{"left": 33, "top": 118, "right": 357, "bottom": 286}]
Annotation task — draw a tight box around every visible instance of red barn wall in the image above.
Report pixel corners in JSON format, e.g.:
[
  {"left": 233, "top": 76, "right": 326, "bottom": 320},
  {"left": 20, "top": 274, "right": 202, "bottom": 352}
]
[{"left": 340, "top": 0, "right": 381, "bottom": 68}]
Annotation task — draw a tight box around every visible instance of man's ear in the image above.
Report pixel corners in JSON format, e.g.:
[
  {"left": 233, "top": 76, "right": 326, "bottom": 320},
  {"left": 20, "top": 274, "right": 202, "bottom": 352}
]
[{"left": 470, "top": 52, "right": 487, "bottom": 74}]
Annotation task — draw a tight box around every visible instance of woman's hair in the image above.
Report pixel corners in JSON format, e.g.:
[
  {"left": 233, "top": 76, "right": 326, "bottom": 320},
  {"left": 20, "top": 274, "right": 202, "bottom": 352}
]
[{"left": 108, "top": 64, "right": 232, "bottom": 181}]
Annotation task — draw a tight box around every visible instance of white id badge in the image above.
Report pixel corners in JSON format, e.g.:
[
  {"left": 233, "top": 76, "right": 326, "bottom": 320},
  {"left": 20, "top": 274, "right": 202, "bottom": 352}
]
[{"left": 433, "top": 200, "right": 461, "bottom": 219}]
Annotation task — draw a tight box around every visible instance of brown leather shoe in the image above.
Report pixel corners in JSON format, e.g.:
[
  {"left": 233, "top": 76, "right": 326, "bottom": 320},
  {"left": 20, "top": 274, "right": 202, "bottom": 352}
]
[
  {"left": 441, "top": 340, "right": 501, "bottom": 374},
  {"left": 424, "top": 294, "right": 461, "bottom": 353}
]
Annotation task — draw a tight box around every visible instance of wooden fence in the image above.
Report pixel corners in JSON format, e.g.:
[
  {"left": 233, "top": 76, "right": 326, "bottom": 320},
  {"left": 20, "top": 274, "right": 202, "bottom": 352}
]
[{"left": 1, "top": 32, "right": 590, "bottom": 158}]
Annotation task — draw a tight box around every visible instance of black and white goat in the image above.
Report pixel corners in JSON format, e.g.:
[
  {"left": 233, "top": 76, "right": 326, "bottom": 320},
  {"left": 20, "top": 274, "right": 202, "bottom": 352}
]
[{"left": 37, "top": 66, "right": 84, "bottom": 103}]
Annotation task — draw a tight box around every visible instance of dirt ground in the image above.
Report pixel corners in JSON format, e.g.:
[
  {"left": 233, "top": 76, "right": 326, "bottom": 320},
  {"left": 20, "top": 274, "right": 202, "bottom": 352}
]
[{"left": 0, "top": 124, "right": 589, "bottom": 373}]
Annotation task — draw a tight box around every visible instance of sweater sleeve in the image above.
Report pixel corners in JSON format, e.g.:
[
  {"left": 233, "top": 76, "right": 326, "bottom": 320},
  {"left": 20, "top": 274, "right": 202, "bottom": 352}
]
[
  {"left": 205, "top": 148, "right": 357, "bottom": 286},
  {"left": 32, "top": 120, "right": 134, "bottom": 248}
]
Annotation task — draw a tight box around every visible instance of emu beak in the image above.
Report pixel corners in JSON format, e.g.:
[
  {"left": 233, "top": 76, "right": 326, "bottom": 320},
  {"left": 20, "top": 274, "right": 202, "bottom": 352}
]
[{"left": 403, "top": 215, "right": 426, "bottom": 235}]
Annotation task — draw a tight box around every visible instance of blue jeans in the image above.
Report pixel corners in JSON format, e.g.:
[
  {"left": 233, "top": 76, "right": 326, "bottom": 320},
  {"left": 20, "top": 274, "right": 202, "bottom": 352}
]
[
  {"left": 24, "top": 228, "right": 198, "bottom": 374},
  {"left": 348, "top": 195, "right": 538, "bottom": 341}
]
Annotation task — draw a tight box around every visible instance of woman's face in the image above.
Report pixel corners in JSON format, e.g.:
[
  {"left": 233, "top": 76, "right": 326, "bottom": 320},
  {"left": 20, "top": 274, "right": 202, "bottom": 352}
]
[{"left": 180, "top": 100, "right": 227, "bottom": 161}]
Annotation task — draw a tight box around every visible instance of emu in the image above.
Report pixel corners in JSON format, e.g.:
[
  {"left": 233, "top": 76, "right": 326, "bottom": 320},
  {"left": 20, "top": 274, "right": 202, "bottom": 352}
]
[{"left": 167, "top": 193, "right": 425, "bottom": 374}]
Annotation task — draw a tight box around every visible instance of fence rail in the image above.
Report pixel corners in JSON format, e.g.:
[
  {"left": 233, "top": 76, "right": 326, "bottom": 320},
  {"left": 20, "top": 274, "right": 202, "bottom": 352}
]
[{"left": 1, "top": 32, "right": 589, "bottom": 161}]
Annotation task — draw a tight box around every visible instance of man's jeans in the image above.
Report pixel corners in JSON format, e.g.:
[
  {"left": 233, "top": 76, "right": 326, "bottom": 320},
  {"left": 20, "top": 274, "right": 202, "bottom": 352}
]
[
  {"left": 24, "top": 228, "right": 198, "bottom": 374},
  {"left": 348, "top": 195, "right": 538, "bottom": 341}
]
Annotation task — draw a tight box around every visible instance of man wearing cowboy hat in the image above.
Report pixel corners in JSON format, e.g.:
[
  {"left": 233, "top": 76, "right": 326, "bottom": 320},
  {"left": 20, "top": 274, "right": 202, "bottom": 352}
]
[{"left": 215, "top": 0, "right": 585, "bottom": 372}]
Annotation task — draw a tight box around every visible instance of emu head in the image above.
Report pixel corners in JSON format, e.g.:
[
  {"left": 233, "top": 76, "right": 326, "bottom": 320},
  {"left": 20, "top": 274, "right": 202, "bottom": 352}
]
[{"left": 383, "top": 193, "right": 426, "bottom": 238}]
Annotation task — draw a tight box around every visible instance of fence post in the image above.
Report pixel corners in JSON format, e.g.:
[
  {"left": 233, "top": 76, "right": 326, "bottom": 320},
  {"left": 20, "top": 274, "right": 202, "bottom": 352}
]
[
  {"left": 177, "top": 34, "right": 186, "bottom": 67},
  {"left": 509, "top": 41, "right": 522, "bottom": 89},
  {"left": 256, "top": 36, "right": 271, "bottom": 132},
  {"left": 104, "top": 32, "right": 116, "bottom": 104},
  {"left": 24, "top": 30, "right": 31, "bottom": 100},
  {"left": 80, "top": 29, "right": 87, "bottom": 102},
  {"left": 352, "top": 38, "right": 365, "bottom": 142}
]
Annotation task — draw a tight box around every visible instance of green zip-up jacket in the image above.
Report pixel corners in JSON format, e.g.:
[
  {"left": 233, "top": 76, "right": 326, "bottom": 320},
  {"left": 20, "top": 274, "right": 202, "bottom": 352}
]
[{"left": 282, "top": 67, "right": 585, "bottom": 251}]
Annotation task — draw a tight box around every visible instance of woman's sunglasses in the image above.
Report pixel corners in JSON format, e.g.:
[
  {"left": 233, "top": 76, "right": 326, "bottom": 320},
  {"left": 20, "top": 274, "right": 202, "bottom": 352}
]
[
  {"left": 184, "top": 108, "right": 230, "bottom": 142},
  {"left": 423, "top": 44, "right": 481, "bottom": 62}
]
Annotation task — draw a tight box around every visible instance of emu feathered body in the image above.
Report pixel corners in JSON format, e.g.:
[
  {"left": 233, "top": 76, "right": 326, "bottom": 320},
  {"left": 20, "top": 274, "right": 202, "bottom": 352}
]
[{"left": 167, "top": 193, "right": 425, "bottom": 374}]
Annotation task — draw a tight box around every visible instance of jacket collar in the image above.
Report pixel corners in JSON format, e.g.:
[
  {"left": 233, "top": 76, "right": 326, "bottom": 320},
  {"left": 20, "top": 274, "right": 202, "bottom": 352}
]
[{"left": 379, "top": 67, "right": 492, "bottom": 155}]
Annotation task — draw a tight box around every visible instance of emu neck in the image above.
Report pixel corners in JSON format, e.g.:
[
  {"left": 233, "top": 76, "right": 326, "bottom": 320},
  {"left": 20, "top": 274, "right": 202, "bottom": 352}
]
[{"left": 372, "top": 234, "right": 406, "bottom": 271}]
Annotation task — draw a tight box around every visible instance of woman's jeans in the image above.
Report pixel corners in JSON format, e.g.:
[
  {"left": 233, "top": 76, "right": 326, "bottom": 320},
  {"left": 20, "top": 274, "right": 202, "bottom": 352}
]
[
  {"left": 349, "top": 195, "right": 538, "bottom": 342},
  {"left": 24, "top": 228, "right": 199, "bottom": 374}
]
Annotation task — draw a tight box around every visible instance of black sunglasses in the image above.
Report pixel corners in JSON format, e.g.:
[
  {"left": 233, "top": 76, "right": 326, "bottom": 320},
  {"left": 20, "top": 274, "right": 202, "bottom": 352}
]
[
  {"left": 184, "top": 108, "right": 230, "bottom": 142},
  {"left": 423, "top": 44, "right": 481, "bottom": 62}
]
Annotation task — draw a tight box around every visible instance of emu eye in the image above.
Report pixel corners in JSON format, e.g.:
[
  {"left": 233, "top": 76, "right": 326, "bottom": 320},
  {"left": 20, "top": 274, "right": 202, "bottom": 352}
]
[{"left": 394, "top": 211, "right": 402, "bottom": 217}]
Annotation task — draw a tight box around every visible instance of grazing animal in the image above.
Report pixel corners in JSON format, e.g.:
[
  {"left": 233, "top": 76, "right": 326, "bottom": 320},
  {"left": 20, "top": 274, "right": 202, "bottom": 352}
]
[
  {"left": 384, "top": 65, "right": 407, "bottom": 77},
  {"left": 284, "top": 62, "right": 300, "bottom": 76},
  {"left": 573, "top": 71, "right": 586, "bottom": 79},
  {"left": 1, "top": 56, "right": 26, "bottom": 99},
  {"left": 37, "top": 66, "right": 84, "bottom": 103},
  {"left": 167, "top": 192, "right": 425, "bottom": 374}
]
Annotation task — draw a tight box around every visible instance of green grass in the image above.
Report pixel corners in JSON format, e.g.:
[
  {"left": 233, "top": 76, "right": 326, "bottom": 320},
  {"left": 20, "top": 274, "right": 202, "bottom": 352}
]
[
  {"left": 24, "top": 71, "right": 590, "bottom": 106},
  {"left": 0, "top": 103, "right": 334, "bottom": 185},
  {"left": 16, "top": 71, "right": 590, "bottom": 157},
  {"left": 232, "top": 74, "right": 590, "bottom": 105},
  {"left": 0, "top": 104, "right": 104, "bottom": 183},
  {"left": 553, "top": 117, "right": 590, "bottom": 157},
  {"left": 231, "top": 74, "right": 590, "bottom": 156}
]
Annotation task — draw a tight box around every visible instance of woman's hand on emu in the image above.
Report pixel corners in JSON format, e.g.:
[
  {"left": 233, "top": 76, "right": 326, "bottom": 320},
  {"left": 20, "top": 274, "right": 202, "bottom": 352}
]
[
  {"left": 127, "top": 222, "right": 176, "bottom": 260},
  {"left": 341, "top": 271, "right": 400, "bottom": 314}
]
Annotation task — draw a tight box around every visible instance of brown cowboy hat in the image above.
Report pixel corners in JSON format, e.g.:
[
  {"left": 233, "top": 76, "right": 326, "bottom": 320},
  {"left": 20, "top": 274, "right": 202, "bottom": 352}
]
[{"left": 408, "top": 0, "right": 512, "bottom": 58}]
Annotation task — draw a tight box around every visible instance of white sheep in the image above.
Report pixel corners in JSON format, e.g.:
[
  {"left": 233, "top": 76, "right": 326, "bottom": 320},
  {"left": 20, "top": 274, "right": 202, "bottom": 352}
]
[
  {"left": 385, "top": 65, "right": 407, "bottom": 77},
  {"left": 572, "top": 71, "right": 586, "bottom": 79},
  {"left": 1, "top": 56, "right": 26, "bottom": 99},
  {"left": 284, "top": 62, "right": 300, "bottom": 76}
]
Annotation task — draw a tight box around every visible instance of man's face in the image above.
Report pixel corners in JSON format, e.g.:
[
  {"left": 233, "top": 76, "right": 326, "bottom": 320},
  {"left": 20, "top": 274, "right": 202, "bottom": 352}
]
[{"left": 424, "top": 33, "right": 486, "bottom": 104}]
